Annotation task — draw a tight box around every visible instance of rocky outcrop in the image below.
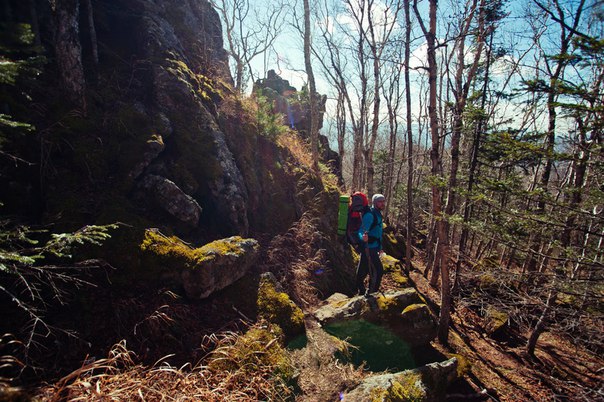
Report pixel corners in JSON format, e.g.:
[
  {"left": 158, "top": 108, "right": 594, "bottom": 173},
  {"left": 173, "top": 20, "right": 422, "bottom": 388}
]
[
  {"left": 140, "top": 174, "right": 202, "bottom": 227},
  {"left": 253, "top": 70, "right": 342, "bottom": 181},
  {"left": 314, "top": 290, "right": 420, "bottom": 323},
  {"left": 314, "top": 290, "right": 437, "bottom": 346},
  {"left": 343, "top": 358, "right": 459, "bottom": 402},
  {"left": 140, "top": 229, "right": 259, "bottom": 299},
  {"left": 181, "top": 236, "right": 259, "bottom": 299},
  {"left": 134, "top": 0, "right": 249, "bottom": 235},
  {"left": 484, "top": 306, "right": 509, "bottom": 338}
]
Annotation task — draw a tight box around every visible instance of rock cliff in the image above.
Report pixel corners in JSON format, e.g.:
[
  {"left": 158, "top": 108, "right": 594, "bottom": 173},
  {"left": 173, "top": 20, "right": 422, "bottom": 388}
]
[{"left": 22, "top": 0, "right": 333, "bottom": 242}]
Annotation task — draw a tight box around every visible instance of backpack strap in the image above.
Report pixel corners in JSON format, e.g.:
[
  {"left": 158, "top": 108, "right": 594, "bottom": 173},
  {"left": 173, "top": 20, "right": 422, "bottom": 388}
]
[
  {"left": 368, "top": 209, "right": 379, "bottom": 232},
  {"left": 367, "top": 209, "right": 382, "bottom": 248}
]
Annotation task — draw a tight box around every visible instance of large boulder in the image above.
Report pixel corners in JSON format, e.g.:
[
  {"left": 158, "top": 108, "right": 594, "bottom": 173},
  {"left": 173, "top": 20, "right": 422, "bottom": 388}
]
[
  {"left": 140, "top": 229, "right": 259, "bottom": 299},
  {"left": 314, "top": 290, "right": 421, "bottom": 324},
  {"left": 181, "top": 236, "right": 259, "bottom": 299},
  {"left": 314, "top": 290, "right": 436, "bottom": 346},
  {"left": 343, "top": 357, "right": 459, "bottom": 402}
]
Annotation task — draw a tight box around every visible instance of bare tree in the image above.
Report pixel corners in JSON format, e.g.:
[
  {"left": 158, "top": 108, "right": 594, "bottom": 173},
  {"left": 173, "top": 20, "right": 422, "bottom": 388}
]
[
  {"left": 365, "top": 0, "right": 402, "bottom": 194},
  {"left": 524, "top": 0, "right": 586, "bottom": 278},
  {"left": 303, "top": 0, "right": 320, "bottom": 171},
  {"left": 381, "top": 46, "right": 404, "bottom": 219},
  {"left": 211, "top": 0, "right": 286, "bottom": 92},
  {"left": 414, "top": 0, "right": 452, "bottom": 344},
  {"left": 404, "top": 0, "right": 413, "bottom": 273}
]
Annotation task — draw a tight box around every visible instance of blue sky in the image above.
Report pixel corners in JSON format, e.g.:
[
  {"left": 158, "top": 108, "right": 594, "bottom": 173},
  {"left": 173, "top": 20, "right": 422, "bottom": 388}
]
[{"left": 239, "top": 0, "right": 598, "bottom": 149}]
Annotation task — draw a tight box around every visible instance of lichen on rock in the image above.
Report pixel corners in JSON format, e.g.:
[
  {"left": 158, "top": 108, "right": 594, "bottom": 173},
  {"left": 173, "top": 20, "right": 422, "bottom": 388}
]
[
  {"left": 344, "top": 358, "right": 459, "bottom": 402},
  {"left": 140, "top": 229, "right": 259, "bottom": 299}
]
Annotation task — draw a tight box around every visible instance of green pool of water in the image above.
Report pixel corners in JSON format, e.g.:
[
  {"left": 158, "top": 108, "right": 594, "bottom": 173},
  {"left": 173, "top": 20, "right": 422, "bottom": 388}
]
[{"left": 288, "top": 319, "right": 415, "bottom": 372}]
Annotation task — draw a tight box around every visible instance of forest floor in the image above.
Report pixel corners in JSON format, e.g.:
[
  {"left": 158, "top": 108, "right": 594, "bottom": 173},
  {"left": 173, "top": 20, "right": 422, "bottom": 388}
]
[{"left": 404, "top": 256, "right": 603, "bottom": 402}]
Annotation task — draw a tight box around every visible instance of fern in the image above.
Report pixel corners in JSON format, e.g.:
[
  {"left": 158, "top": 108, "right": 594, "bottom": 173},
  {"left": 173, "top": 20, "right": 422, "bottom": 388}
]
[
  {"left": 44, "top": 224, "right": 118, "bottom": 258},
  {"left": 0, "top": 221, "right": 117, "bottom": 369}
]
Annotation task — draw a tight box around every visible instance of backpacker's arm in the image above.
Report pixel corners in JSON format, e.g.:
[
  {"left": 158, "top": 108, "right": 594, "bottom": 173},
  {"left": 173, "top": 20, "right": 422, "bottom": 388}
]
[{"left": 358, "top": 211, "right": 374, "bottom": 244}]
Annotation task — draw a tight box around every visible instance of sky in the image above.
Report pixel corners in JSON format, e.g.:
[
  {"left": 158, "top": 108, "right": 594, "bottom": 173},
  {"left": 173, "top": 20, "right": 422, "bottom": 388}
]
[{"left": 233, "top": 0, "right": 598, "bottom": 148}]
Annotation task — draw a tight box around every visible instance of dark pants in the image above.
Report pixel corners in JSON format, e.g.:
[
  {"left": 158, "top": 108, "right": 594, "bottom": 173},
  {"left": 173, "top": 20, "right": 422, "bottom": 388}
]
[{"left": 356, "top": 247, "right": 383, "bottom": 295}]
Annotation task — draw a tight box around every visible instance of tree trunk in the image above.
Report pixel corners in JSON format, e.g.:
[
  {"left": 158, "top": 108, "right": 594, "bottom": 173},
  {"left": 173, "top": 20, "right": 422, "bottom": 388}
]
[
  {"left": 414, "top": 0, "right": 451, "bottom": 344},
  {"left": 83, "top": 0, "right": 98, "bottom": 68},
  {"left": 404, "top": 0, "right": 413, "bottom": 273},
  {"left": 454, "top": 32, "right": 493, "bottom": 294},
  {"left": 29, "top": 0, "right": 42, "bottom": 48},
  {"left": 54, "top": 0, "right": 87, "bottom": 112},
  {"left": 366, "top": 1, "right": 380, "bottom": 195},
  {"left": 526, "top": 0, "right": 584, "bottom": 279},
  {"left": 303, "top": 0, "right": 319, "bottom": 172},
  {"left": 445, "top": 0, "right": 484, "bottom": 232},
  {"left": 527, "top": 288, "right": 557, "bottom": 356},
  {"left": 336, "top": 88, "right": 346, "bottom": 162}
]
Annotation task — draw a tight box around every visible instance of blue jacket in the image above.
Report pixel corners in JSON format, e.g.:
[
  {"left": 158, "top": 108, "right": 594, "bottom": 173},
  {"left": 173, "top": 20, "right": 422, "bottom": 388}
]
[{"left": 357, "top": 207, "right": 383, "bottom": 249}]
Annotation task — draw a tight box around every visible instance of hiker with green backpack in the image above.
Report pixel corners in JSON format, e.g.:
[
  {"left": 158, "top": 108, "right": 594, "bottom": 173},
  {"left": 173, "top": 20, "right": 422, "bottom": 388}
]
[{"left": 356, "top": 194, "right": 386, "bottom": 296}]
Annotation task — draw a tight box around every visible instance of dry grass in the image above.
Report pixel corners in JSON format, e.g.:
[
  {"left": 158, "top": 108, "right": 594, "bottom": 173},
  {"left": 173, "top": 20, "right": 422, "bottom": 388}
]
[
  {"left": 37, "top": 324, "right": 296, "bottom": 402},
  {"left": 276, "top": 130, "right": 313, "bottom": 170},
  {"left": 264, "top": 211, "right": 331, "bottom": 309}
]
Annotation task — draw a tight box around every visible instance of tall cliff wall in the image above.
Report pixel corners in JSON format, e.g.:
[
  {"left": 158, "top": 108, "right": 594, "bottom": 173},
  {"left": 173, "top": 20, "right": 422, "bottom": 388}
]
[{"left": 10, "top": 0, "right": 330, "bottom": 241}]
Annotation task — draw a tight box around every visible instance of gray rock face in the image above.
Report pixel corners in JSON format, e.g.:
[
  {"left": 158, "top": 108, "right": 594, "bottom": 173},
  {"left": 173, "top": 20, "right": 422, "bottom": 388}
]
[
  {"left": 141, "top": 174, "right": 202, "bottom": 227},
  {"left": 313, "top": 290, "right": 436, "bottom": 346},
  {"left": 343, "top": 358, "right": 458, "bottom": 402},
  {"left": 129, "top": 134, "right": 166, "bottom": 181},
  {"left": 181, "top": 236, "right": 259, "bottom": 299},
  {"left": 118, "top": 0, "right": 249, "bottom": 235}
]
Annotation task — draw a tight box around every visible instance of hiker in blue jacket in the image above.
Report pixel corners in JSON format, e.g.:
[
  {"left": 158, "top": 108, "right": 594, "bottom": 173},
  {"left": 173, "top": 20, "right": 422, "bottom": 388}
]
[{"left": 356, "top": 194, "right": 385, "bottom": 296}]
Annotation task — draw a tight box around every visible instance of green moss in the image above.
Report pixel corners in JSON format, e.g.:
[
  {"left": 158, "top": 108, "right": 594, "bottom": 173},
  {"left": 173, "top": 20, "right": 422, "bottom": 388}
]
[
  {"left": 140, "top": 230, "right": 251, "bottom": 269},
  {"left": 385, "top": 232, "right": 398, "bottom": 246},
  {"left": 446, "top": 353, "right": 472, "bottom": 377},
  {"left": 484, "top": 307, "right": 508, "bottom": 336},
  {"left": 391, "top": 270, "right": 409, "bottom": 287},
  {"left": 165, "top": 58, "right": 223, "bottom": 102},
  {"left": 376, "top": 295, "right": 406, "bottom": 319},
  {"left": 370, "top": 372, "right": 425, "bottom": 402},
  {"left": 402, "top": 304, "right": 425, "bottom": 315},
  {"left": 193, "top": 236, "right": 247, "bottom": 263},
  {"left": 382, "top": 254, "right": 402, "bottom": 272},
  {"left": 257, "top": 278, "right": 305, "bottom": 339},
  {"left": 140, "top": 229, "right": 195, "bottom": 262}
]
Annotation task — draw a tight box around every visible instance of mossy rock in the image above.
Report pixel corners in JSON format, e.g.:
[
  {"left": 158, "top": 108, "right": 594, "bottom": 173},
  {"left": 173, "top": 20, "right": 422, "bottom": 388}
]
[
  {"left": 376, "top": 294, "right": 409, "bottom": 319},
  {"left": 445, "top": 353, "right": 472, "bottom": 378},
  {"left": 382, "top": 227, "right": 409, "bottom": 261},
  {"left": 390, "top": 270, "right": 410, "bottom": 287},
  {"left": 345, "top": 358, "right": 458, "bottom": 401},
  {"left": 370, "top": 372, "right": 426, "bottom": 402},
  {"left": 382, "top": 253, "right": 409, "bottom": 289},
  {"left": 382, "top": 254, "right": 403, "bottom": 273},
  {"left": 400, "top": 304, "right": 433, "bottom": 328},
  {"left": 140, "top": 229, "right": 260, "bottom": 299},
  {"left": 483, "top": 307, "right": 508, "bottom": 338},
  {"left": 257, "top": 274, "right": 305, "bottom": 339}
]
